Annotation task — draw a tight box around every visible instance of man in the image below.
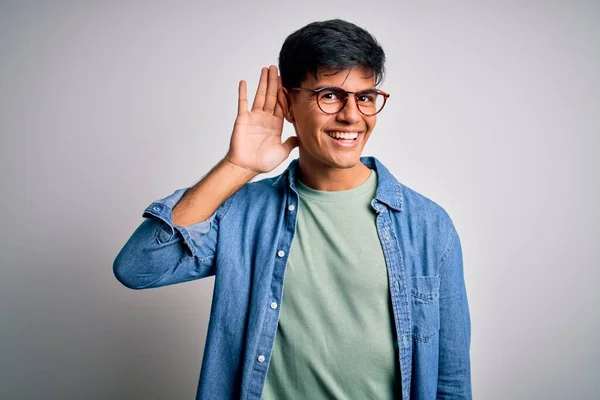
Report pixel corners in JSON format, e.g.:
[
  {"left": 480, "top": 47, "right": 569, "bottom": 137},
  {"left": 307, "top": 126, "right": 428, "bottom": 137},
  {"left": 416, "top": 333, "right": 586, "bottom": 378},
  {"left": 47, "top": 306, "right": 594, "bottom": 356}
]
[{"left": 114, "top": 19, "right": 471, "bottom": 400}]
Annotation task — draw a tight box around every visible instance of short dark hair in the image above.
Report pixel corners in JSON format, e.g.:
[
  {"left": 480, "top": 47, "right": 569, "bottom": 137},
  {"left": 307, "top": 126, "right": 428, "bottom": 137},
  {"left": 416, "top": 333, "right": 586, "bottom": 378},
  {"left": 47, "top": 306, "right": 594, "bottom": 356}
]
[{"left": 278, "top": 19, "right": 386, "bottom": 90}]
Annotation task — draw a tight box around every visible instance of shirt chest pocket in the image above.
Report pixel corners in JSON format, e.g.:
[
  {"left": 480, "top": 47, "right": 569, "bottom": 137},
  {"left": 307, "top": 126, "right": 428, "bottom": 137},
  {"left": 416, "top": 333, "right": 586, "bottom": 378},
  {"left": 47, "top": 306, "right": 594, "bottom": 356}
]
[{"left": 410, "top": 276, "right": 441, "bottom": 342}]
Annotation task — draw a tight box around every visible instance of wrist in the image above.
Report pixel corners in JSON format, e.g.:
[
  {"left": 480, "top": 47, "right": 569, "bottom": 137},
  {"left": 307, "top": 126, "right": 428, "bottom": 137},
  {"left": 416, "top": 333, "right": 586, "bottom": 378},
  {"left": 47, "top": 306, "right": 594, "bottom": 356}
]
[{"left": 221, "top": 157, "right": 259, "bottom": 181}]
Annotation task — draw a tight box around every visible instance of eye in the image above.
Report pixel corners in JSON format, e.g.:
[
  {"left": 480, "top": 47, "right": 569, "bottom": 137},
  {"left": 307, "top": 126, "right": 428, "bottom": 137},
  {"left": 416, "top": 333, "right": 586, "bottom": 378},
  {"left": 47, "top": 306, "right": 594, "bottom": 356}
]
[
  {"left": 357, "top": 91, "right": 377, "bottom": 103},
  {"left": 321, "top": 90, "right": 340, "bottom": 101}
]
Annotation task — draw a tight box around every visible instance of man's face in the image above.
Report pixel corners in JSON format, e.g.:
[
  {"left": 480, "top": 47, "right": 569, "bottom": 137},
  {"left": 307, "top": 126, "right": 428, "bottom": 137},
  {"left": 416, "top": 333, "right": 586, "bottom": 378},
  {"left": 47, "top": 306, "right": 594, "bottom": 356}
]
[{"left": 282, "top": 66, "right": 378, "bottom": 171}]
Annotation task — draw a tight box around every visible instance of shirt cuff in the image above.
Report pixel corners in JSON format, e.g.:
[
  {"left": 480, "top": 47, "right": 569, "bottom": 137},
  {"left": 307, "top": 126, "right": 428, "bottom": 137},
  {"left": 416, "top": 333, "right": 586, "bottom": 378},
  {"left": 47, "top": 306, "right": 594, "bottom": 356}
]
[{"left": 142, "top": 188, "right": 214, "bottom": 257}]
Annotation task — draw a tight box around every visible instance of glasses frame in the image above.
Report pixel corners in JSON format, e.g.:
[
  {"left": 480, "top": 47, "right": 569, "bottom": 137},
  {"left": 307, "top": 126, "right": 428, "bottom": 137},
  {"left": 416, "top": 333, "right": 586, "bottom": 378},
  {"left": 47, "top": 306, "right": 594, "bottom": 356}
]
[{"left": 291, "top": 86, "right": 390, "bottom": 116}]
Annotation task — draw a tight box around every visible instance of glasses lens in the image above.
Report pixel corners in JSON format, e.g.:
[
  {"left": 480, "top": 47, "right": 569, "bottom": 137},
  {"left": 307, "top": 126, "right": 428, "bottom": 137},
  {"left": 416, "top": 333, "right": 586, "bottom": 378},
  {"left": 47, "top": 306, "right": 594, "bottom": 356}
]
[
  {"left": 356, "top": 90, "right": 385, "bottom": 116},
  {"left": 317, "top": 88, "right": 347, "bottom": 114}
]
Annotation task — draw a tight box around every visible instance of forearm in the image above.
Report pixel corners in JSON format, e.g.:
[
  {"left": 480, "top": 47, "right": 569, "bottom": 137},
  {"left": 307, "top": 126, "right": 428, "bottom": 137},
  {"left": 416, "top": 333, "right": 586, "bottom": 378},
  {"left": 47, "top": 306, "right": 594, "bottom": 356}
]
[{"left": 172, "top": 158, "right": 257, "bottom": 226}]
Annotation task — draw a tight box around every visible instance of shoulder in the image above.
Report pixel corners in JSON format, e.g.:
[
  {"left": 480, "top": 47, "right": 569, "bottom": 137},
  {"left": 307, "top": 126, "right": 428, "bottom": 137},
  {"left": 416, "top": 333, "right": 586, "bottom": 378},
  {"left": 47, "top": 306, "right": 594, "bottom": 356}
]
[
  {"left": 217, "top": 171, "right": 287, "bottom": 221},
  {"left": 235, "top": 173, "right": 284, "bottom": 200},
  {"left": 372, "top": 156, "right": 455, "bottom": 232},
  {"left": 373, "top": 155, "right": 459, "bottom": 252},
  {"left": 401, "top": 183, "right": 455, "bottom": 230},
  {"left": 399, "top": 181, "right": 460, "bottom": 257}
]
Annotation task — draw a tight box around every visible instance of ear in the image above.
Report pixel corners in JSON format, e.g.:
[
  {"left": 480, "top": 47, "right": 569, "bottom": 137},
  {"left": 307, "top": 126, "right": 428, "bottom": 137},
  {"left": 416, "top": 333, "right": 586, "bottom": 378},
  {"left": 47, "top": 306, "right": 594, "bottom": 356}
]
[{"left": 278, "top": 88, "right": 295, "bottom": 123}]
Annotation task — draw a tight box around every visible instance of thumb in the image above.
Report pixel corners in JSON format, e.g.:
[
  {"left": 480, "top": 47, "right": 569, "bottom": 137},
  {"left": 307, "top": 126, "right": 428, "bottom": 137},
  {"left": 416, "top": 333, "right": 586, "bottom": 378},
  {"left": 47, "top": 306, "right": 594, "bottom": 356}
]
[{"left": 281, "top": 136, "right": 300, "bottom": 155}]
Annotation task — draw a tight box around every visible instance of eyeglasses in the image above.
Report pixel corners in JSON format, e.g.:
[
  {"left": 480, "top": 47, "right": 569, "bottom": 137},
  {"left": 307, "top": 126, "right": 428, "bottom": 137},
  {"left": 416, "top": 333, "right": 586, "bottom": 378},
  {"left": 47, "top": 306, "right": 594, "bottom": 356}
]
[{"left": 291, "top": 86, "right": 390, "bottom": 116}]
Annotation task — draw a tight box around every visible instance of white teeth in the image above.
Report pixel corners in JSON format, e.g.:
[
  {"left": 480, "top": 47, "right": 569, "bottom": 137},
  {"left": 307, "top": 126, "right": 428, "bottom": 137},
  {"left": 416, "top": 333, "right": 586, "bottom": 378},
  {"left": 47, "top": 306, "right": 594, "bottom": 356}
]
[{"left": 327, "top": 131, "right": 359, "bottom": 140}]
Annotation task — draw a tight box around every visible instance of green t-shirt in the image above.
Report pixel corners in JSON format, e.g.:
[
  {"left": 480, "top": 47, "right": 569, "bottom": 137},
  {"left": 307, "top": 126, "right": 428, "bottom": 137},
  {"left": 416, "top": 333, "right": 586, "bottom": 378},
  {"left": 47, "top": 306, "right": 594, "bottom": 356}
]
[{"left": 262, "top": 169, "right": 401, "bottom": 399}]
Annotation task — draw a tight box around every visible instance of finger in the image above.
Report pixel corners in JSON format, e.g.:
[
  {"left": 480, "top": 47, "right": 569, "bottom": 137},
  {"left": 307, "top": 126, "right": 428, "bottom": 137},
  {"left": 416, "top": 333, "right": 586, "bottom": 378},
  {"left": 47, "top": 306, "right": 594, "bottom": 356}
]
[
  {"left": 263, "top": 65, "right": 279, "bottom": 113},
  {"left": 282, "top": 136, "right": 300, "bottom": 155},
  {"left": 251, "top": 67, "right": 268, "bottom": 111},
  {"left": 237, "top": 80, "right": 248, "bottom": 116}
]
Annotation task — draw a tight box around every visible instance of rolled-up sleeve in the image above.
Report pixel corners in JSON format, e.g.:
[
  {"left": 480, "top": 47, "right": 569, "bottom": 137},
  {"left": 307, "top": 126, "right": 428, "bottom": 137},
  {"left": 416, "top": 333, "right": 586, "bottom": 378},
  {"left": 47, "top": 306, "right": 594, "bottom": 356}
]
[
  {"left": 113, "top": 188, "right": 231, "bottom": 290},
  {"left": 436, "top": 225, "right": 472, "bottom": 399}
]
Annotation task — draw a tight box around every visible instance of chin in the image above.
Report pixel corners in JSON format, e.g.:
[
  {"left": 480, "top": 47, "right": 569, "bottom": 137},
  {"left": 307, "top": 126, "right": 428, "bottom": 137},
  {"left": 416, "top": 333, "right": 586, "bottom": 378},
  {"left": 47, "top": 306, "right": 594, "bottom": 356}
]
[
  {"left": 299, "top": 145, "right": 364, "bottom": 170},
  {"left": 325, "top": 153, "right": 363, "bottom": 169}
]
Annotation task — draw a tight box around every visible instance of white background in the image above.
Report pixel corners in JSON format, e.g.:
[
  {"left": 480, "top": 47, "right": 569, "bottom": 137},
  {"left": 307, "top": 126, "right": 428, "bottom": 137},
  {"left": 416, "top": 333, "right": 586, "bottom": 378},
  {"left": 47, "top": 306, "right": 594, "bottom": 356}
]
[{"left": 1, "top": 1, "right": 598, "bottom": 398}]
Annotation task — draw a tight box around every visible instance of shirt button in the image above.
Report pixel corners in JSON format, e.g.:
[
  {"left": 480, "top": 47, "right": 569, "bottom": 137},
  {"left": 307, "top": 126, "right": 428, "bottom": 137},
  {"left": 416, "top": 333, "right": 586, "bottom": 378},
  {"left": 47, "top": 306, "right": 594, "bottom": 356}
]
[
  {"left": 270, "top": 302, "right": 278, "bottom": 309},
  {"left": 288, "top": 204, "right": 295, "bottom": 211},
  {"left": 257, "top": 355, "right": 265, "bottom": 363},
  {"left": 277, "top": 250, "right": 285, "bottom": 258},
  {"left": 152, "top": 206, "right": 160, "bottom": 211}
]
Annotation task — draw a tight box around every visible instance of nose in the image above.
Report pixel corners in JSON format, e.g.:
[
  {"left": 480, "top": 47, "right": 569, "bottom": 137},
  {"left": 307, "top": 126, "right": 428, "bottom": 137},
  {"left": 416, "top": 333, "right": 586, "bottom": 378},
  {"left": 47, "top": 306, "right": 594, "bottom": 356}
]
[{"left": 335, "top": 96, "right": 361, "bottom": 124}]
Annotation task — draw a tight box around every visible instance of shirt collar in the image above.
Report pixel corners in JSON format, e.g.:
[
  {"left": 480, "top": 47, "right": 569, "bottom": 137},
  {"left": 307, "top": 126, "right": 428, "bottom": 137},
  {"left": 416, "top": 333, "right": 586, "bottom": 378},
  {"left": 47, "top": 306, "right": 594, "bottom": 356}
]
[{"left": 273, "top": 156, "right": 403, "bottom": 212}]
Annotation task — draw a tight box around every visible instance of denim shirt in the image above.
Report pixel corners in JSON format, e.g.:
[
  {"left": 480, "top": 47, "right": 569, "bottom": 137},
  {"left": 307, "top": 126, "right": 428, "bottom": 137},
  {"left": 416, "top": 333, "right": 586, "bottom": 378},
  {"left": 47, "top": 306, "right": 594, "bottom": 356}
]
[{"left": 113, "top": 156, "right": 472, "bottom": 400}]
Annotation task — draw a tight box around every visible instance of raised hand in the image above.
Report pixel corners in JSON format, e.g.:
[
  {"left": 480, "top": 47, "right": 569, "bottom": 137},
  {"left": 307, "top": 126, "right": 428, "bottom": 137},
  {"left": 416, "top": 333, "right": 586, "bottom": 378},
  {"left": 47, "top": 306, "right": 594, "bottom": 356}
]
[{"left": 225, "top": 65, "right": 299, "bottom": 174}]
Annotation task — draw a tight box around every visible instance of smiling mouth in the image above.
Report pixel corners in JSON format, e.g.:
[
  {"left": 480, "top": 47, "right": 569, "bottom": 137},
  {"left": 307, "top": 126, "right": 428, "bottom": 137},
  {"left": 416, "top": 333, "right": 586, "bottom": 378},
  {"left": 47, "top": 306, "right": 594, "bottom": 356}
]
[{"left": 326, "top": 131, "right": 361, "bottom": 141}]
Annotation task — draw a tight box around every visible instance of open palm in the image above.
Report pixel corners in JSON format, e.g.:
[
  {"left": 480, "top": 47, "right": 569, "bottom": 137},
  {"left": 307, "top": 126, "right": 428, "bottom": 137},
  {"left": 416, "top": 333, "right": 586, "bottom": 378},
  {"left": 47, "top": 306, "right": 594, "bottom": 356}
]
[{"left": 226, "top": 65, "right": 298, "bottom": 174}]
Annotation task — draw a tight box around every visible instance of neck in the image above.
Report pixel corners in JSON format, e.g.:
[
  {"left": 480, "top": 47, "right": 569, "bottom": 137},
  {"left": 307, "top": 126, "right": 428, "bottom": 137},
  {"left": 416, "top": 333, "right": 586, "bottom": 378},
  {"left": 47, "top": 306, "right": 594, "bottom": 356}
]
[{"left": 297, "top": 154, "right": 371, "bottom": 191}]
